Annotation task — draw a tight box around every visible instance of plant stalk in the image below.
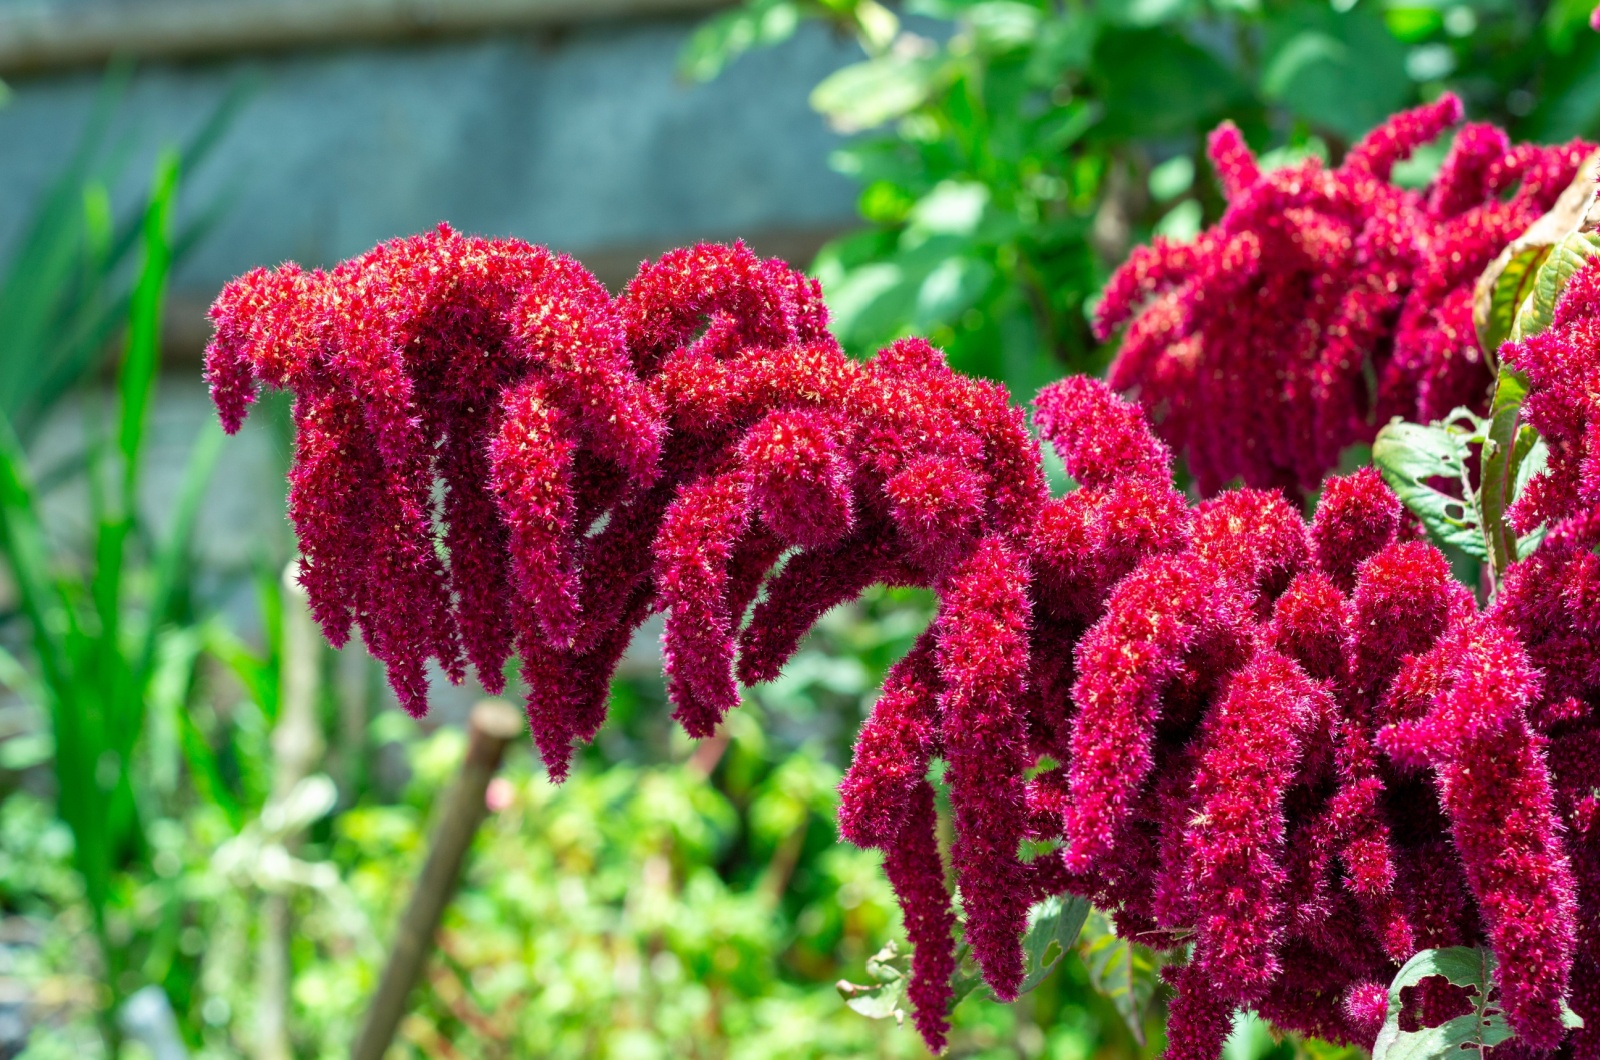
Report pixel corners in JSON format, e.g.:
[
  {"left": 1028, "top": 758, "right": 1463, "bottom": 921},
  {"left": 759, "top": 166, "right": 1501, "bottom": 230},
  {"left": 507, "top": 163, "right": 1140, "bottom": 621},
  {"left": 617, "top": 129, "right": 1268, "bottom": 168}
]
[
  {"left": 351, "top": 699, "right": 523, "bottom": 1060},
  {"left": 256, "top": 563, "right": 324, "bottom": 1060}
]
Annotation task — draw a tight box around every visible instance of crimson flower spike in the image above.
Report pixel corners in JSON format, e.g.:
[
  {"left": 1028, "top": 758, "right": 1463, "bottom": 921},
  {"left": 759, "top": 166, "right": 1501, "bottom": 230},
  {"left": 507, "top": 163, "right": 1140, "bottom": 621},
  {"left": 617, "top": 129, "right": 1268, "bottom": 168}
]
[
  {"left": 1381, "top": 618, "right": 1578, "bottom": 1047},
  {"left": 1095, "top": 96, "right": 1594, "bottom": 497},
  {"left": 208, "top": 206, "right": 1600, "bottom": 1059},
  {"left": 206, "top": 225, "right": 663, "bottom": 721}
]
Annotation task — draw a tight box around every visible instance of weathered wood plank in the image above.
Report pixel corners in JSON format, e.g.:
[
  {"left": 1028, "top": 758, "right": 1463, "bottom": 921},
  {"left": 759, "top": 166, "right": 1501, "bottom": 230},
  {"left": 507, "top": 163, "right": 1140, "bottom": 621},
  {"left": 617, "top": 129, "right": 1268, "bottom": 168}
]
[{"left": 0, "top": 0, "right": 731, "bottom": 75}]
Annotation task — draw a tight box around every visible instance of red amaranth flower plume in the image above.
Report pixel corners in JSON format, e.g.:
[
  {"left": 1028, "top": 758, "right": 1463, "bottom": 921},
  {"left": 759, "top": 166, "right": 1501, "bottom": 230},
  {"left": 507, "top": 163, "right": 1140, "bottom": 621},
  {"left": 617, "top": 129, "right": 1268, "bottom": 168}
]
[
  {"left": 205, "top": 225, "right": 663, "bottom": 723},
  {"left": 210, "top": 231, "right": 1065, "bottom": 1026},
  {"left": 881, "top": 780, "right": 958, "bottom": 1052},
  {"left": 1187, "top": 648, "right": 1329, "bottom": 1002},
  {"left": 1042, "top": 425, "right": 1584, "bottom": 1055},
  {"left": 1096, "top": 97, "right": 1593, "bottom": 496},
  {"left": 208, "top": 208, "right": 1600, "bottom": 1058},
  {"left": 1381, "top": 619, "right": 1577, "bottom": 1047},
  {"left": 937, "top": 537, "right": 1034, "bottom": 1000}
]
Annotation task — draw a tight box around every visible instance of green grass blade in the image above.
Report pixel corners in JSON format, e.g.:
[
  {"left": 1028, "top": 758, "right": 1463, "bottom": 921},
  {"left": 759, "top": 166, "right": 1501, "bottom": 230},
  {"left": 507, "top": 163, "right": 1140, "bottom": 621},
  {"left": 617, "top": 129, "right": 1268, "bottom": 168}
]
[
  {"left": 134, "top": 421, "right": 224, "bottom": 691},
  {"left": 117, "top": 149, "right": 179, "bottom": 503}
]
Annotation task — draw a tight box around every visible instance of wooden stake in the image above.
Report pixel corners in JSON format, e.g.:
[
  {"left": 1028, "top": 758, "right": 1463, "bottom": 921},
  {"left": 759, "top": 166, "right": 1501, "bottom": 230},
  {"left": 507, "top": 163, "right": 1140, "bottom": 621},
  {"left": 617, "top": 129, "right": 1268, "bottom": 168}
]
[{"left": 351, "top": 699, "right": 524, "bottom": 1060}]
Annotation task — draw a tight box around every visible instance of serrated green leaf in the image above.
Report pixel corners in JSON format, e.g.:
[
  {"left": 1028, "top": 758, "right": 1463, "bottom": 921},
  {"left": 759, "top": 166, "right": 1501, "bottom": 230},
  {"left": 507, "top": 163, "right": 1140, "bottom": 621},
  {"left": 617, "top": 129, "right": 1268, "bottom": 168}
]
[
  {"left": 1079, "top": 909, "right": 1163, "bottom": 1047},
  {"left": 1372, "top": 416, "right": 1488, "bottom": 559}
]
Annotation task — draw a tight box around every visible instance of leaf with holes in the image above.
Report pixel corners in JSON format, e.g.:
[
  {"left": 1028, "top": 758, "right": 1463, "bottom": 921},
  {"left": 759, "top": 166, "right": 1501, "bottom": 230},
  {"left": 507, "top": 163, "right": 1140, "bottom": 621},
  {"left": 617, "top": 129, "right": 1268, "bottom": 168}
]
[
  {"left": 1371, "top": 947, "right": 1584, "bottom": 1060},
  {"left": 948, "top": 891, "right": 1092, "bottom": 1009},
  {"left": 1372, "top": 412, "right": 1487, "bottom": 560},
  {"left": 1018, "top": 894, "right": 1092, "bottom": 995}
]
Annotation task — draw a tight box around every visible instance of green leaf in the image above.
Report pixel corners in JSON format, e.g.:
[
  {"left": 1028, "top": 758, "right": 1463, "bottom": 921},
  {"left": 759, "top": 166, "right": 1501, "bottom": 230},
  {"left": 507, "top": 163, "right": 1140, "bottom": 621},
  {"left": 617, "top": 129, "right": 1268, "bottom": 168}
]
[
  {"left": 1258, "top": 5, "right": 1408, "bottom": 140},
  {"left": 1017, "top": 894, "right": 1091, "bottom": 994},
  {"left": 1478, "top": 368, "right": 1530, "bottom": 583},
  {"left": 116, "top": 149, "right": 180, "bottom": 503},
  {"left": 1372, "top": 413, "right": 1488, "bottom": 560},
  {"left": 811, "top": 54, "right": 942, "bottom": 133},
  {"left": 947, "top": 892, "right": 1091, "bottom": 1010},
  {"left": 678, "top": 1, "right": 802, "bottom": 82},
  {"left": 1475, "top": 243, "right": 1551, "bottom": 356},
  {"left": 968, "top": 2, "right": 1044, "bottom": 51},
  {"left": 1511, "top": 230, "right": 1600, "bottom": 343},
  {"left": 837, "top": 939, "right": 910, "bottom": 1024},
  {"left": 1262, "top": 31, "right": 1347, "bottom": 99},
  {"left": 914, "top": 257, "right": 995, "bottom": 330},
  {"left": 134, "top": 421, "right": 225, "bottom": 692},
  {"left": 1079, "top": 909, "right": 1163, "bottom": 1047},
  {"left": 1475, "top": 149, "right": 1600, "bottom": 355},
  {"left": 910, "top": 181, "right": 991, "bottom": 237},
  {"left": 948, "top": 943, "right": 985, "bottom": 1009},
  {"left": 1515, "top": 431, "right": 1551, "bottom": 560},
  {"left": 1092, "top": 29, "right": 1243, "bottom": 138},
  {"left": 1372, "top": 947, "right": 1520, "bottom": 1060}
]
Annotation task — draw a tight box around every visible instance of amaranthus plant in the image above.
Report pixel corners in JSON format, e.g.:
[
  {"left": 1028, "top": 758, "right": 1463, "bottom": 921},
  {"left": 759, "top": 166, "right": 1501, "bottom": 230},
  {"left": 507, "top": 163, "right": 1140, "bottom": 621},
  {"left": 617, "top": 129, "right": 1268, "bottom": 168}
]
[{"left": 205, "top": 106, "right": 1600, "bottom": 1060}]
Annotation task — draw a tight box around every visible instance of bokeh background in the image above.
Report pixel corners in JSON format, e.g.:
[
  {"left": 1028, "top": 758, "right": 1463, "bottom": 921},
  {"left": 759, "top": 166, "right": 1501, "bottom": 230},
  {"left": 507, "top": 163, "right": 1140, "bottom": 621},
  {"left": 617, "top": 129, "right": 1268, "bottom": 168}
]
[{"left": 0, "top": 0, "right": 1596, "bottom": 1056}]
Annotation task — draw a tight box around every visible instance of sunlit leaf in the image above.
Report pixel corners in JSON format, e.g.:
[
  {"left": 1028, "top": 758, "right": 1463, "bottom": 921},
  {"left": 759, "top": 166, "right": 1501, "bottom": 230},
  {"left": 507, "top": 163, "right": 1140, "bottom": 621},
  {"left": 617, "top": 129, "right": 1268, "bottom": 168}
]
[
  {"left": 678, "top": 0, "right": 802, "bottom": 82},
  {"left": 1372, "top": 413, "right": 1488, "bottom": 560},
  {"left": 968, "top": 2, "right": 1044, "bottom": 50},
  {"left": 1474, "top": 149, "right": 1600, "bottom": 354},
  {"left": 1512, "top": 230, "right": 1600, "bottom": 343},
  {"left": 1079, "top": 909, "right": 1164, "bottom": 1046},
  {"left": 910, "top": 181, "right": 992, "bottom": 236},
  {"left": 810, "top": 54, "right": 941, "bottom": 133}
]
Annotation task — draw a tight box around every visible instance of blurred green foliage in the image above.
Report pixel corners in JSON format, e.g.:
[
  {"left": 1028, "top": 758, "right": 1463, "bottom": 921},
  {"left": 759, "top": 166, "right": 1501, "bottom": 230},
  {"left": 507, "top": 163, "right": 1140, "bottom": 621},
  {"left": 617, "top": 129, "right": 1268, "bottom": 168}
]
[
  {"left": 0, "top": 142, "right": 225, "bottom": 1056},
  {"left": 686, "top": 0, "right": 1600, "bottom": 397},
  {"left": 5, "top": 587, "right": 1168, "bottom": 1059}
]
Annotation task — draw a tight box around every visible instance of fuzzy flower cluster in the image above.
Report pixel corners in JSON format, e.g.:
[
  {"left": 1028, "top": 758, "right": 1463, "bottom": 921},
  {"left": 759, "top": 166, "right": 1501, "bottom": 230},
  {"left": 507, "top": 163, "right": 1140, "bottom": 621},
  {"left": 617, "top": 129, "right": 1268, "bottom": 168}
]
[
  {"left": 1095, "top": 95, "right": 1594, "bottom": 496},
  {"left": 846, "top": 377, "right": 1584, "bottom": 1058},
  {"left": 208, "top": 230, "right": 1063, "bottom": 1047},
  {"left": 1493, "top": 253, "right": 1600, "bottom": 1060},
  {"left": 209, "top": 224, "right": 1597, "bottom": 1059},
  {"left": 1014, "top": 390, "right": 1580, "bottom": 1059}
]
